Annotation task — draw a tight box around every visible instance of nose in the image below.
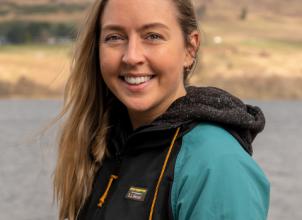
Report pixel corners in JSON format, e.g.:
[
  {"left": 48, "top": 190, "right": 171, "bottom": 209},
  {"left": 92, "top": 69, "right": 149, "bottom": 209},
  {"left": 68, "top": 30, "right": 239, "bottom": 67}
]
[{"left": 122, "top": 36, "right": 144, "bottom": 66}]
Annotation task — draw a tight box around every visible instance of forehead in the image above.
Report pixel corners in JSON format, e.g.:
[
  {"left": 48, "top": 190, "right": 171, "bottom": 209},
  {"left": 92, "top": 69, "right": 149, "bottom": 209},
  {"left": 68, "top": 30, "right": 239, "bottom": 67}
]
[{"left": 101, "top": 0, "right": 179, "bottom": 29}]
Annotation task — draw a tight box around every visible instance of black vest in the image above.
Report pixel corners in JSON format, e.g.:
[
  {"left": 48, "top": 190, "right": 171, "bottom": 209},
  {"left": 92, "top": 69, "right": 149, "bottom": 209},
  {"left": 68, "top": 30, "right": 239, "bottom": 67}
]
[{"left": 78, "top": 126, "right": 188, "bottom": 220}]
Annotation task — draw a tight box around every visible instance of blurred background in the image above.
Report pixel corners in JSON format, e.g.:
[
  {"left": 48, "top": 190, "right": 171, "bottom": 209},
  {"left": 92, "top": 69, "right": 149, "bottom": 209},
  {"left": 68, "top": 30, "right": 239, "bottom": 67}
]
[{"left": 0, "top": 0, "right": 301, "bottom": 219}]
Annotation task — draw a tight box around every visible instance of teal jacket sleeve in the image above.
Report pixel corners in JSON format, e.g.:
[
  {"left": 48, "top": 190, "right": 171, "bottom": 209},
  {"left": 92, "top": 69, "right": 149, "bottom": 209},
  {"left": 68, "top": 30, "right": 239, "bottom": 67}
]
[{"left": 171, "top": 123, "right": 270, "bottom": 220}]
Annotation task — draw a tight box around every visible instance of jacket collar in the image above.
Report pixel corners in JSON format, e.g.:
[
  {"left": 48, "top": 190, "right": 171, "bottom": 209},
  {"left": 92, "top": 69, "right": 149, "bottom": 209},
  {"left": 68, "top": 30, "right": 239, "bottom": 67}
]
[{"left": 107, "top": 86, "right": 265, "bottom": 156}]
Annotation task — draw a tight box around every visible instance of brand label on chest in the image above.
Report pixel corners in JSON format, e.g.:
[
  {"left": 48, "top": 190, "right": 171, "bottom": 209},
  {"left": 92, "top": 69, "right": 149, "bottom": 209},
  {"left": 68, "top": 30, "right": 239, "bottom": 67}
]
[{"left": 125, "top": 186, "right": 148, "bottom": 202}]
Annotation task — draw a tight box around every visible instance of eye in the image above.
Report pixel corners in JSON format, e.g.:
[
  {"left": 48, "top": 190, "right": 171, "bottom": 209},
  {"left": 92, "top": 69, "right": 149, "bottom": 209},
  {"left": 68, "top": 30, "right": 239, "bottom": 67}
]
[
  {"left": 145, "top": 33, "right": 163, "bottom": 41},
  {"left": 104, "top": 34, "right": 125, "bottom": 42}
]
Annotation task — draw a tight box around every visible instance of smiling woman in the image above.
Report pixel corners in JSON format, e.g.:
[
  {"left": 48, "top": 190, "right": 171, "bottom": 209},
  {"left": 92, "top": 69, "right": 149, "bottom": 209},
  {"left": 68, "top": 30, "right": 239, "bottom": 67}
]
[
  {"left": 99, "top": 0, "right": 198, "bottom": 129},
  {"left": 53, "top": 0, "right": 270, "bottom": 220}
]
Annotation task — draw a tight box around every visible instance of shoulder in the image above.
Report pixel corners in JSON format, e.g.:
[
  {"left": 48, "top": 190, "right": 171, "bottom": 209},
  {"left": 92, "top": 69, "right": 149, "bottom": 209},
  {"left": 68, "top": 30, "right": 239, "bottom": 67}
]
[
  {"left": 171, "top": 122, "right": 270, "bottom": 220},
  {"left": 175, "top": 122, "right": 269, "bottom": 190},
  {"left": 175, "top": 122, "right": 269, "bottom": 181},
  {"left": 178, "top": 122, "right": 255, "bottom": 168}
]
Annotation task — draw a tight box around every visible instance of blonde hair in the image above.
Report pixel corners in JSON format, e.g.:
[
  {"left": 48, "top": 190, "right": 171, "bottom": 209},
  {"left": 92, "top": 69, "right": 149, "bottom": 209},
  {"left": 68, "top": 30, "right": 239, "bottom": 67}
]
[{"left": 53, "top": 0, "right": 199, "bottom": 219}]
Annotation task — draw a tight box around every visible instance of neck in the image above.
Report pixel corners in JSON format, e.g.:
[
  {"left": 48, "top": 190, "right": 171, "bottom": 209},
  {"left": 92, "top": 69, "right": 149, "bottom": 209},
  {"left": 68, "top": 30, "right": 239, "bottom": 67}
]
[
  {"left": 128, "top": 88, "right": 187, "bottom": 130},
  {"left": 128, "top": 109, "right": 160, "bottom": 130}
]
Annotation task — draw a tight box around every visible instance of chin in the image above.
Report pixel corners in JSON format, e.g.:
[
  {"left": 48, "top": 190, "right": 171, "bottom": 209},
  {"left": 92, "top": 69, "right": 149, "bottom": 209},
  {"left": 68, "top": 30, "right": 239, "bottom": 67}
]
[
  {"left": 123, "top": 99, "right": 153, "bottom": 113},
  {"left": 126, "top": 103, "right": 151, "bottom": 113}
]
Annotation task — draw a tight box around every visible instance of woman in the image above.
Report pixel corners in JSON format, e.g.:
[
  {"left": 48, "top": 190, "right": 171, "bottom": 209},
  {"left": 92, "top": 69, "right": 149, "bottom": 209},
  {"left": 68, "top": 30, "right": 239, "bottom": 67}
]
[{"left": 54, "top": 0, "right": 270, "bottom": 219}]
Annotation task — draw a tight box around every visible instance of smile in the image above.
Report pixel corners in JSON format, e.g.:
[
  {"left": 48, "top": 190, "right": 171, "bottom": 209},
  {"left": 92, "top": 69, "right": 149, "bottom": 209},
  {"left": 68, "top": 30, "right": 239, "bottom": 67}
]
[{"left": 121, "top": 75, "right": 154, "bottom": 85}]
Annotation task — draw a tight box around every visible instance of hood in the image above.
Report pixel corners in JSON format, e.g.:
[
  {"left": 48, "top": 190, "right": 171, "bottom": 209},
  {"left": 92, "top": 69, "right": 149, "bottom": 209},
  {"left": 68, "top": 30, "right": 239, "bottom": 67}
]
[
  {"left": 108, "top": 86, "right": 265, "bottom": 156},
  {"left": 151, "top": 86, "right": 265, "bottom": 155}
]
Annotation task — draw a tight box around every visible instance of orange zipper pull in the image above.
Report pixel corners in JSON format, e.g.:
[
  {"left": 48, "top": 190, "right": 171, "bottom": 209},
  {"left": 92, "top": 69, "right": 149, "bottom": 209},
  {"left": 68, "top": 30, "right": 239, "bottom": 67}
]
[{"left": 97, "top": 174, "right": 118, "bottom": 208}]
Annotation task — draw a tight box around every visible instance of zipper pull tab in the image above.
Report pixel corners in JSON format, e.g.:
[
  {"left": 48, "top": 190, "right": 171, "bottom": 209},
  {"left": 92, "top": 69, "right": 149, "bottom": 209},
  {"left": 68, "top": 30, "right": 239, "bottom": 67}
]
[{"left": 97, "top": 174, "right": 118, "bottom": 208}]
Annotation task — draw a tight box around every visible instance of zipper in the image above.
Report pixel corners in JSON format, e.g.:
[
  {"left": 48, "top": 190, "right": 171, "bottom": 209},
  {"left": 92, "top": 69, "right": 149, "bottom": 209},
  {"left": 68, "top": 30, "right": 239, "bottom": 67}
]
[{"left": 115, "top": 151, "right": 122, "bottom": 163}]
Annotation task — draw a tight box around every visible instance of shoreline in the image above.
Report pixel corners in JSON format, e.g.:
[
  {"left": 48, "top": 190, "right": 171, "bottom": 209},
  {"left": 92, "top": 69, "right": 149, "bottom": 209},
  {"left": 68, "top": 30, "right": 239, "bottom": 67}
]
[{"left": 1, "top": 75, "right": 302, "bottom": 100}]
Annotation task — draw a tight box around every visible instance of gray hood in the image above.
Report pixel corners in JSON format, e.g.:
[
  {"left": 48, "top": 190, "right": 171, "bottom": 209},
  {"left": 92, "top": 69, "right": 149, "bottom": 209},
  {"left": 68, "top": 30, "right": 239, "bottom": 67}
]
[{"left": 152, "top": 86, "right": 265, "bottom": 155}]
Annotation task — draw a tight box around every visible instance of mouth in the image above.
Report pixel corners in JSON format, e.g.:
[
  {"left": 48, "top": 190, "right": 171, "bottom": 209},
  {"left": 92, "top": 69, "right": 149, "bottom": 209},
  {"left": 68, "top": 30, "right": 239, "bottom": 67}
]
[{"left": 119, "top": 75, "right": 155, "bottom": 85}]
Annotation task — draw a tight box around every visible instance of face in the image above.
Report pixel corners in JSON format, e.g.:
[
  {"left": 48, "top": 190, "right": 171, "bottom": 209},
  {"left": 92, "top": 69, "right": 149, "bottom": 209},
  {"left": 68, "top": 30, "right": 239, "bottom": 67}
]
[{"left": 99, "top": 0, "right": 194, "bottom": 128}]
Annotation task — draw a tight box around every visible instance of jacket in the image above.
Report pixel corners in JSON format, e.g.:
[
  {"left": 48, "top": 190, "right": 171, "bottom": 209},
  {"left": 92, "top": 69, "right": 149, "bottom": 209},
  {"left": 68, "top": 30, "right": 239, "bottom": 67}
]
[{"left": 78, "top": 86, "right": 270, "bottom": 220}]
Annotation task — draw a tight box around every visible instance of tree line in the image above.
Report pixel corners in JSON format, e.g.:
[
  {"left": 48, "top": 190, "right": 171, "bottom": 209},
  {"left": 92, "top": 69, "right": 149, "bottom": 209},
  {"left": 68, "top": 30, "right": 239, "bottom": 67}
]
[
  {"left": 0, "top": 21, "right": 77, "bottom": 44},
  {"left": 0, "top": 2, "right": 86, "bottom": 16}
]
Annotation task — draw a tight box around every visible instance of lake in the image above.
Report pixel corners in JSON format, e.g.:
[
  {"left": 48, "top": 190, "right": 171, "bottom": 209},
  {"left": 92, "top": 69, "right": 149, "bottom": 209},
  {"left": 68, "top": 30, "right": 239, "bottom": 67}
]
[{"left": 0, "top": 99, "right": 301, "bottom": 220}]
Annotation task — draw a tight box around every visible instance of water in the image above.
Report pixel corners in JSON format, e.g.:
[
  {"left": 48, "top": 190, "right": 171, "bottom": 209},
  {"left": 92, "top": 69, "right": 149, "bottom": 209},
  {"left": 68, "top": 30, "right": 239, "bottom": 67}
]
[
  {"left": 0, "top": 100, "right": 60, "bottom": 220},
  {"left": 0, "top": 100, "right": 301, "bottom": 220},
  {"left": 251, "top": 101, "right": 302, "bottom": 220}
]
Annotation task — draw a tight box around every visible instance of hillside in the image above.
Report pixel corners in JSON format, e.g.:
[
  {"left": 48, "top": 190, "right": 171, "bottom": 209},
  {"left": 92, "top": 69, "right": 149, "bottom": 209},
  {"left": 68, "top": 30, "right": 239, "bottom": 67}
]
[
  {"left": 0, "top": 0, "right": 301, "bottom": 24},
  {"left": 1, "top": 0, "right": 302, "bottom": 18},
  {"left": 0, "top": 0, "right": 302, "bottom": 99},
  {"left": 193, "top": 0, "right": 302, "bottom": 17}
]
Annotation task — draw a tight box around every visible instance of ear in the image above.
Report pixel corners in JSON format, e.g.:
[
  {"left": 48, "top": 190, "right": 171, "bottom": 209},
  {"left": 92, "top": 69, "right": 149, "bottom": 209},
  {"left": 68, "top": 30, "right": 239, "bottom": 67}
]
[{"left": 184, "top": 30, "right": 200, "bottom": 66}]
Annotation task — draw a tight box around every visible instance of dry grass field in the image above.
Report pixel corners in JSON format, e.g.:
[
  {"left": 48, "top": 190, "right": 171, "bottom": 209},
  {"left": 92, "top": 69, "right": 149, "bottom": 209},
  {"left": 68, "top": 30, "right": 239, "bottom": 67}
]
[
  {"left": 0, "top": 0, "right": 302, "bottom": 99},
  {"left": 0, "top": 44, "right": 71, "bottom": 98},
  {"left": 190, "top": 11, "right": 302, "bottom": 99}
]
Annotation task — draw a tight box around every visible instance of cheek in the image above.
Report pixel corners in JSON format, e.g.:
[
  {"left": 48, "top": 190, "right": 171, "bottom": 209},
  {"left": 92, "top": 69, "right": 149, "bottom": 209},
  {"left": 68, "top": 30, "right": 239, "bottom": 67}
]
[
  {"left": 148, "top": 45, "right": 186, "bottom": 77},
  {"left": 99, "top": 49, "right": 107, "bottom": 71},
  {"left": 99, "top": 46, "right": 121, "bottom": 69},
  {"left": 99, "top": 54, "right": 116, "bottom": 89}
]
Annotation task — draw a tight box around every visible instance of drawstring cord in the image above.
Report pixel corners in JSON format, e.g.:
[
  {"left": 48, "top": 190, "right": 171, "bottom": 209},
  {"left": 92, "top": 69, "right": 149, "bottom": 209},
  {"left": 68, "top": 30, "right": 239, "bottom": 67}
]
[
  {"left": 97, "top": 174, "right": 118, "bottom": 208},
  {"left": 149, "top": 127, "right": 180, "bottom": 220}
]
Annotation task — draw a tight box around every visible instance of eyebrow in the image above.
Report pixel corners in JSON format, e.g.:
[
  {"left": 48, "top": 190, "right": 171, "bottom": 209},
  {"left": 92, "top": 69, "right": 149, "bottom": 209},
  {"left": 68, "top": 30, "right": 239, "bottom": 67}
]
[{"left": 101, "top": 22, "right": 170, "bottom": 32}]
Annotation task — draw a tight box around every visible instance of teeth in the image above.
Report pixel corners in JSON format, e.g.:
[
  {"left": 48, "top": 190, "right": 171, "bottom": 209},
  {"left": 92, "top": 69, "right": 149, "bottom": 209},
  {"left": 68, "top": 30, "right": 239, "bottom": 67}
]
[{"left": 124, "top": 76, "right": 152, "bottom": 85}]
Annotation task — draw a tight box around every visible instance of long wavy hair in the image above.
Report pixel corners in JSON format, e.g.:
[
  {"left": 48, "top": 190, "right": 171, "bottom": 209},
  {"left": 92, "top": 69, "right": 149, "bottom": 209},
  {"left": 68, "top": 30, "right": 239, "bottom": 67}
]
[{"left": 53, "top": 0, "right": 200, "bottom": 219}]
